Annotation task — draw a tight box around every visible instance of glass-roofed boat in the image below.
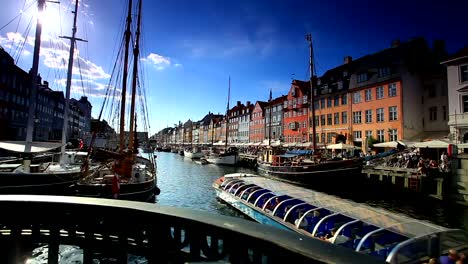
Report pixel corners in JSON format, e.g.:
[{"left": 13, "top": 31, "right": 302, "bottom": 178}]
[{"left": 213, "top": 173, "right": 468, "bottom": 264}]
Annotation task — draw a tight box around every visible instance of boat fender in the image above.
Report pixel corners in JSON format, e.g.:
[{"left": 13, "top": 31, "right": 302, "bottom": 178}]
[
  {"left": 112, "top": 175, "right": 120, "bottom": 198},
  {"left": 154, "top": 186, "right": 161, "bottom": 195}
]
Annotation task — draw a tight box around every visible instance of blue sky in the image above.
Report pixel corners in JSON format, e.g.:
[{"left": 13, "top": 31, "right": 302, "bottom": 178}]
[{"left": 0, "top": 0, "right": 467, "bottom": 135}]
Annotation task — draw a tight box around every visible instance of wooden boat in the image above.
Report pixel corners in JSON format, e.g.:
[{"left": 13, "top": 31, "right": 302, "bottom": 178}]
[
  {"left": 184, "top": 147, "right": 204, "bottom": 159},
  {"left": 214, "top": 173, "right": 468, "bottom": 263},
  {"left": 74, "top": 0, "right": 159, "bottom": 202},
  {"left": 257, "top": 148, "right": 362, "bottom": 185}
]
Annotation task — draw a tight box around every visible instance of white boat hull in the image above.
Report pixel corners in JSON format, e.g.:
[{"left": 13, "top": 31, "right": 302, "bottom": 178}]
[
  {"left": 206, "top": 153, "right": 238, "bottom": 165},
  {"left": 184, "top": 150, "right": 204, "bottom": 159}
]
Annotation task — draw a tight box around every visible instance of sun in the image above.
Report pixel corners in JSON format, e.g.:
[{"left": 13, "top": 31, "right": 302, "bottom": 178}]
[{"left": 37, "top": 4, "right": 63, "bottom": 34}]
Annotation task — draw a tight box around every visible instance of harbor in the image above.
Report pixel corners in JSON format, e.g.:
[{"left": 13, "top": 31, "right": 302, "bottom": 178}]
[{"left": 0, "top": 0, "right": 467, "bottom": 262}]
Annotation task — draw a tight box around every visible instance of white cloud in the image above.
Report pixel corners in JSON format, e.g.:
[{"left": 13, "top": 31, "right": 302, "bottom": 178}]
[
  {"left": 174, "top": 63, "right": 182, "bottom": 67},
  {"left": 141, "top": 53, "right": 172, "bottom": 70},
  {"left": 0, "top": 32, "right": 110, "bottom": 80}
]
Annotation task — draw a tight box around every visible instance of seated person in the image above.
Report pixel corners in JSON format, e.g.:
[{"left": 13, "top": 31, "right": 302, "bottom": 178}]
[
  {"left": 440, "top": 249, "right": 459, "bottom": 264},
  {"left": 294, "top": 211, "right": 308, "bottom": 229}
]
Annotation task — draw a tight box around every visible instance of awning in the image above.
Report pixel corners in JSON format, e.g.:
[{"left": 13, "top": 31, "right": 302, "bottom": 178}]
[
  {"left": 0, "top": 141, "right": 63, "bottom": 153},
  {"left": 326, "top": 143, "right": 358, "bottom": 150},
  {"left": 286, "top": 150, "right": 313, "bottom": 155},
  {"left": 373, "top": 140, "right": 407, "bottom": 148},
  {"left": 412, "top": 140, "right": 450, "bottom": 149}
]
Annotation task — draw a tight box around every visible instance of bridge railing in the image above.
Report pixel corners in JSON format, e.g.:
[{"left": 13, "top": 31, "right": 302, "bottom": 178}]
[{"left": 0, "top": 195, "right": 382, "bottom": 264}]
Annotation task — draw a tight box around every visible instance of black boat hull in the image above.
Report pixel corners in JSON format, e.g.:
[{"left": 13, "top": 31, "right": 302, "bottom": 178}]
[
  {"left": 73, "top": 178, "right": 157, "bottom": 202},
  {"left": 0, "top": 171, "right": 81, "bottom": 195},
  {"left": 257, "top": 159, "right": 362, "bottom": 186}
]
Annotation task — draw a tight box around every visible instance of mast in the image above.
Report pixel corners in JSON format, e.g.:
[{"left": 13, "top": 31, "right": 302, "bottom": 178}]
[
  {"left": 268, "top": 88, "right": 272, "bottom": 146},
  {"left": 306, "top": 33, "right": 317, "bottom": 151},
  {"left": 128, "top": 0, "right": 142, "bottom": 153},
  {"left": 60, "top": 0, "right": 86, "bottom": 164},
  {"left": 225, "top": 77, "right": 230, "bottom": 150},
  {"left": 23, "top": 0, "right": 45, "bottom": 172},
  {"left": 119, "top": 0, "right": 133, "bottom": 152}
]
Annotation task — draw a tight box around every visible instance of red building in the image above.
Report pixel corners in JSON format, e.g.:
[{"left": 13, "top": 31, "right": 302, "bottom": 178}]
[
  {"left": 283, "top": 80, "right": 310, "bottom": 143},
  {"left": 249, "top": 101, "right": 268, "bottom": 143}
]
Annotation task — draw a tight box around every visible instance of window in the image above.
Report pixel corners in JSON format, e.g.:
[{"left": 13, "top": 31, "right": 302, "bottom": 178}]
[
  {"left": 442, "top": 106, "right": 447, "bottom": 121},
  {"left": 321, "top": 133, "right": 325, "bottom": 143},
  {"left": 320, "top": 115, "right": 326, "bottom": 126},
  {"left": 365, "top": 130, "right": 372, "bottom": 139},
  {"left": 353, "top": 92, "right": 361, "bottom": 104},
  {"left": 376, "top": 86, "right": 384, "bottom": 99},
  {"left": 314, "top": 100, "right": 319, "bottom": 109},
  {"left": 314, "top": 116, "right": 319, "bottom": 126},
  {"left": 377, "top": 129, "right": 385, "bottom": 142},
  {"left": 389, "top": 129, "right": 398, "bottom": 141},
  {"left": 389, "top": 83, "right": 397, "bottom": 97},
  {"left": 377, "top": 108, "right": 384, "bottom": 122},
  {"left": 303, "top": 95, "right": 308, "bottom": 103},
  {"left": 365, "top": 109, "right": 372, "bottom": 123},
  {"left": 353, "top": 131, "right": 362, "bottom": 140},
  {"left": 342, "top": 111, "right": 347, "bottom": 124},
  {"left": 325, "top": 133, "right": 331, "bottom": 143},
  {"left": 365, "top": 89, "right": 372, "bottom": 101},
  {"left": 343, "top": 71, "right": 348, "bottom": 77},
  {"left": 352, "top": 111, "right": 362, "bottom": 124},
  {"left": 327, "top": 97, "right": 332, "bottom": 108},
  {"left": 463, "top": 95, "right": 468, "bottom": 113},
  {"left": 429, "top": 106, "right": 437, "bottom": 121},
  {"left": 357, "top": 73, "right": 367, "bottom": 83},
  {"left": 334, "top": 95, "right": 339, "bottom": 106},
  {"left": 284, "top": 101, "right": 288, "bottom": 108},
  {"left": 303, "top": 121, "right": 307, "bottom": 128},
  {"left": 337, "top": 81, "right": 343, "bottom": 90},
  {"left": 460, "top": 65, "right": 468, "bottom": 83},
  {"left": 378, "top": 67, "right": 391, "bottom": 77},
  {"left": 334, "top": 113, "right": 340, "bottom": 125},
  {"left": 327, "top": 114, "right": 332, "bottom": 125},
  {"left": 303, "top": 108, "right": 307, "bottom": 115},
  {"left": 389, "top": 106, "right": 398, "bottom": 121},
  {"left": 427, "top": 85, "right": 436, "bottom": 98},
  {"left": 341, "top": 94, "right": 348, "bottom": 105},
  {"left": 320, "top": 98, "right": 325, "bottom": 109}
]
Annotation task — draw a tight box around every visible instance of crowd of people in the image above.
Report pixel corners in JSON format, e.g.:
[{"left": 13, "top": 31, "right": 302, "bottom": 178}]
[{"left": 367, "top": 149, "right": 451, "bottom": 175}]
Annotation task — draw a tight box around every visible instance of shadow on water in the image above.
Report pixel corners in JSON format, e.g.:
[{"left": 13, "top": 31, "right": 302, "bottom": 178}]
[{"left": 152, "top": 152, "right": 468, "bottom": 231}]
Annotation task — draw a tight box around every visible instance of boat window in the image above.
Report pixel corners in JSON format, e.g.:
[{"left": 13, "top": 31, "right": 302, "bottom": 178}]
[
  {"left": 228, "top": 182, "right": 244, "bottom": 194},
  {"left": 239, "top": 186, "right": 260, "bottom": 199},
  {"left": 263, "top": 195, "right": 291, "bottom": 212},
  {"left": 234, "top": 184, "right": 255, "bottom": 196},
  {"left": 388, "top": 236, "right": 431, "bottom": 264},
  {"left": 255, "top": 193, "right": 275, "bottom": 208},
  {"left": 223, "top": 180, "right": 243, "bottom": 191},
  {"left": 273, "top": 199, "right": 303, "bottom": 219},
  {"left": 285, "top": 204, "right": 315, "bottom": 224},
  {"left": 221, "top": 179, "right": 241, "bottom": 189},
  {"left": 247, "top": 189, "right": 269, "bottom": 204}
]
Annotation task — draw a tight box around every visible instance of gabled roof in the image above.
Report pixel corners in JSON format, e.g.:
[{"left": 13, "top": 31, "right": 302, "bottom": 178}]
[{"left": 441, "top": 47, "right": 468, "bottom": 65}]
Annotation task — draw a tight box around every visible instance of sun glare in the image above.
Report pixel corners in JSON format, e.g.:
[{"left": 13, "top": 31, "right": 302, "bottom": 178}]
[{"left": 37, "top": 5, "right": 62, "bottom": 34}]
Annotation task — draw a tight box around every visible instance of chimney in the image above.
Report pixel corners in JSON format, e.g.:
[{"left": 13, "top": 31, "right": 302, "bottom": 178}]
[
  {"left": 344, "top": 56, "right": 352, "bottom": 64},
  {"left": 237, "top": 101, "right": 241, "bottom": 107},
  {"left": 246, "top": 101, "right": 251, "bottom": 106},
  {"left": 391, "top": 39, "right": 400, "bottom": 48}
]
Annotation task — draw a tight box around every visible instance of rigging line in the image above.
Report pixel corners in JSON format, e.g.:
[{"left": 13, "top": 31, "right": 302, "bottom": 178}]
[
  {"left": 13, "top": 0, "right": 28, "bottom": 38},
  {"left": 58, "top": 1, "right": 62, "bottom": 36},
  {"left": 13, "top": 14, "right": 33, "bottom": 65},
  {"left": 76, "top": 49, "right": 87, "bottom": 97},
  {"left": 0, "top": 0, "right": 35, "bottom": 32}
]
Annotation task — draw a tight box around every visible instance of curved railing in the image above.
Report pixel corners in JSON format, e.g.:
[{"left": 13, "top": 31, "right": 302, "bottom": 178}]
[{"left": 0, "top": 195, "right": 382, "bottom": 263}]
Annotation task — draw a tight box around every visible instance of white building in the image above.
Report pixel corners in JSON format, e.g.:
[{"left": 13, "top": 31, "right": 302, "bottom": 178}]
[{"left": 443, "top": 47, "right": 468, "bottom": 143}]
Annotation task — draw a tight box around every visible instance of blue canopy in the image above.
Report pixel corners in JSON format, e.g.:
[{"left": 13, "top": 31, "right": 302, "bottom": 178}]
[{"left": 286, "top": 149, "right": 312, "bottom": 155}]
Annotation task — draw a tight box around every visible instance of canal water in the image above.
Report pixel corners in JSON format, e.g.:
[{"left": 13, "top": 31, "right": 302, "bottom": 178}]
[{"left": 154, "top": 152, "right": 468, "bottom": 231}]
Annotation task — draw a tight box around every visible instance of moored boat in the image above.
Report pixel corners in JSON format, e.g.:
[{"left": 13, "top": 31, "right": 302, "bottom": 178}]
[
  {"left": 184, "top": 147, "right": 204, "bottom": 159},
  {"left": 213, "top": 173, "right": 468, "bottom": 263}
]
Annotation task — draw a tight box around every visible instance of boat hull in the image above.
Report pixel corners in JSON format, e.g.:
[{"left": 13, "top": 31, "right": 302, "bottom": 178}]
[
  {"left": 206, "top": 153, "right": 238, "bottom": 165},
  {"left": 257, "top": 159, "right": 362, "bottom": 186},
  {"left": 73, "top": 178, "right": 157, "bottom": 202},
  {"left": 0, "top": 171, "right": 81, "bottom": 195},
  {"left": 183, "top": 151, "right": 204, "bottom": 159}
]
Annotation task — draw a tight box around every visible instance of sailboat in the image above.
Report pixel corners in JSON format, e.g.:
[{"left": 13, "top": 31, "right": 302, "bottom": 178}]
[
  {"left": 0, "top": 0, "right": 92, "bottom": 194},
  {"left": 74, "top": 0, "right": 159, "bottom": 202},
  {"left": 205, "top": 77, "right": 238, "bottom": 165},
  {"left": 256, "top": 34, "right": 362, "bottom": 185}
]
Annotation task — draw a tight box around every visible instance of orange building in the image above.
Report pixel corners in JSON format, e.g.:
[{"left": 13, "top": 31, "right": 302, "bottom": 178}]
[
  {"left": 249, "top": 101, "right": 267, "bottom": 143},
  {"left": 283, "top": 80, "right": 310, "bottom": 143}
]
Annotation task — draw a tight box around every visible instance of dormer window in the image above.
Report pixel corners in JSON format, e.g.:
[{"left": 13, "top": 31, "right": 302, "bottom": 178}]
[
  {"left": 357, "top": 73, "right": 368, "bottom": 83},
  {"left": 317, "top": 79, "right": 321, "bottom": 85},
  {"left": 343, "top": 71, "right": 348, "bottom": 77},
  {"left": 378, "top": 67, "right": 391, "bottom": 77}
]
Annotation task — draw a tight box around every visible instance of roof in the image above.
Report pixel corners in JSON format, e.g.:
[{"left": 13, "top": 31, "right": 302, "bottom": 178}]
[
  {"left": 441, "top": 46, "right": 468, "bottom": 64},
  {"left": 291, "top": 80, "right": 311, "bottom": 95}
]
